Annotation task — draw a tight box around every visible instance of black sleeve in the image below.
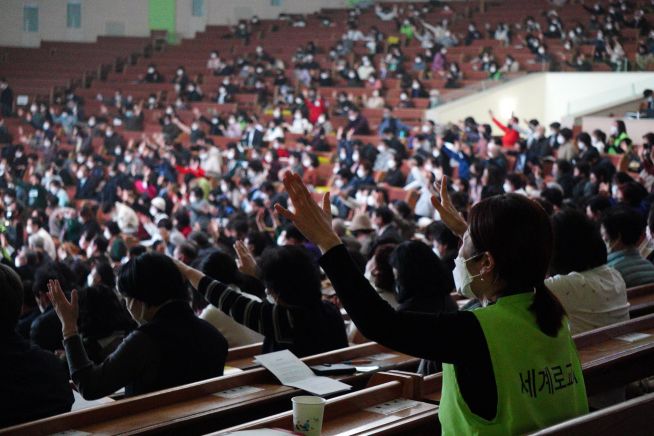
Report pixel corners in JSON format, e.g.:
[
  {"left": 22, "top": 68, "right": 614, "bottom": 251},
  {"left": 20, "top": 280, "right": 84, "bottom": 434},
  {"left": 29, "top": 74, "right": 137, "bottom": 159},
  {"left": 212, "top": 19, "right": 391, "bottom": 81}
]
[
  {"left": 64, "top": 331, "right": 158, "bottom": 400},
  {"left": 320, "top": 244, "right": 498, "bottom": 419},
  {"left": 319, "top": 244, "right": 486, "bottom": 365}
]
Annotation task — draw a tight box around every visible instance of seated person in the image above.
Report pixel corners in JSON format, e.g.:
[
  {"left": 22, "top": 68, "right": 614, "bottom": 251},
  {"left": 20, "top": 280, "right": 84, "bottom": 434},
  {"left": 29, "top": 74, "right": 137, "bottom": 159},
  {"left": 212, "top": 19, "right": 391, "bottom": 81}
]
[
  {"left": 48, "top": 253, "right": 228, "bottom": 400},
  {"left": 176, "top": 244, "right": 349, "bottom": 357},
  {"left": 277, "top": 173, "right": 588, "bottom": 434},
  {"left": 602, "top": 205, "right": 654, "bottom": 287},
  {"left": 77, "top": 283, "right": 136, "bottom": 364},
  {"left": 196, "top": 249, "right": 264, "bottom": 347},
  {"left": 546, "top": 209, "right": 629, "bottom": 335},
  {"left": 0, "top": 264, "right": 73, "bottom": 427}
]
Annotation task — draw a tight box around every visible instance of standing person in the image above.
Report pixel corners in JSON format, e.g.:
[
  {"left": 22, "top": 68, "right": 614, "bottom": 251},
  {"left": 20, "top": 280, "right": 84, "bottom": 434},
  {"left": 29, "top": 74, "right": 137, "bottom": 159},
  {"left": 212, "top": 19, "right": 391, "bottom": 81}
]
[
  {"left": 46, "top": 253, "right": 228, "bottom": 400},
  {"left": 0, "top": 78, "right": 13, "bottom": 116},
  {"left": 488, "top": 110, "right": 520, "bottom": 149},
  {"left": 275, "top": 173, "right": 588, "bottom": 435}
]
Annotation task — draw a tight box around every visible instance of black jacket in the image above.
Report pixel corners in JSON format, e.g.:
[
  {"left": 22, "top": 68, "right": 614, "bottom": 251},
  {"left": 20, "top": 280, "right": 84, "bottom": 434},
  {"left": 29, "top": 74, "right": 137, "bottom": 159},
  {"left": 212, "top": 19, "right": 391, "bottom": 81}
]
[
  {"left": 30, "top": 306, "right": 63, "bottom": 352},
  {"left": 64, "top": 300, "right": 228, "bottom": 400},
  {"left": 1, "top": 331, "right": 73, "bottom": 427}
]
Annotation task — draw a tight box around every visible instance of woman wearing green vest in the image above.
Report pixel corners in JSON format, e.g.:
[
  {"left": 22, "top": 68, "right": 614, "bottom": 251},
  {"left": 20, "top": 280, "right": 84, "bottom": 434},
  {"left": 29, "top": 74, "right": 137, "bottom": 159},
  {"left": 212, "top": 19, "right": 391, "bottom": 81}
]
[
  {"left": 606, "top": 119, "right": 630, "bottom": 155},
  {"left": 275, "top": 173, "right": 588, "bottom": 435}
]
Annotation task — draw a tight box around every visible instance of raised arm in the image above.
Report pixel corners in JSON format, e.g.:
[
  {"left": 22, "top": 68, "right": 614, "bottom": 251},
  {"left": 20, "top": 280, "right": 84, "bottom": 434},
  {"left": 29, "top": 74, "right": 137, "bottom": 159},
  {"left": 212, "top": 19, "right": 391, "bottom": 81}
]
[
  {"left": 274, "top": 173, "right": 483, "bottom": 363},
  {"left": 174, "top": 259, "right": 295, "bottom": 342},
  {"left": 47, "top": 280, "right": 155, "bottom": 400}
]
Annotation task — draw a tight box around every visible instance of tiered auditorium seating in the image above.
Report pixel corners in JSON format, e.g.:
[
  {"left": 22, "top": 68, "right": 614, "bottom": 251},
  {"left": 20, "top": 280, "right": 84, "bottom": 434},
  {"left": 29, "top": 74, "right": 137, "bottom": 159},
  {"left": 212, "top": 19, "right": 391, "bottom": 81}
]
[{"left": 0, "top": 35, "right": 158, "bottom": 103}]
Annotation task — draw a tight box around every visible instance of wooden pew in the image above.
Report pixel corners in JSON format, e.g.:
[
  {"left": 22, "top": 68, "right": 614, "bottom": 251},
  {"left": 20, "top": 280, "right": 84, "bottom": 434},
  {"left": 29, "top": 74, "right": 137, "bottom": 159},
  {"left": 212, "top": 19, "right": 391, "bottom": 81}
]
[
  {"left": 530, "top": 392, "right": 654, "bottom": 436},
  {"left": 215, "top": 371, "right": 439, "bottom": 435},
  {"left": 576, "top": 314, "right": 654, "bottom": 396},
  {"left": 2, "top": 343, "right": 419, "bottom": 435},
  {"left": 225, "top": 342, "right": 263, "bottom": 371},
  {"left": 627, "top": 284, "right": 654, "bottom": 319},
  {"left": 226, "top": 316, "right": 654, "bottom": 436}
]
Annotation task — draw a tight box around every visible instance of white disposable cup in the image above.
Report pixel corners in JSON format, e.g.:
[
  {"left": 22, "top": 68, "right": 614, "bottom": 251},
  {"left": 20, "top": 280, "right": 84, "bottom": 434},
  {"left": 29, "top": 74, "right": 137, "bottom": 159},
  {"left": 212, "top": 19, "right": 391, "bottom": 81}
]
[{"left": 291, "top": 395, "right": 326, "bottom": 436}]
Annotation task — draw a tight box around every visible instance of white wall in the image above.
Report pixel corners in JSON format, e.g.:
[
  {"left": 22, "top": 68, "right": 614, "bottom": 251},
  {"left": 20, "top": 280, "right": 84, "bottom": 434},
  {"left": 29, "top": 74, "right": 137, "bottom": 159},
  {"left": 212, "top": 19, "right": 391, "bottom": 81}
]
[
  {"left": 0, "top": 0, "right": 149, "bottom": 47},
  {"left": 0, "top": 0, "right": 427, "bottom": 46},
  {"left": 428, "top": 72, "right": 654, "bottom": 131}
]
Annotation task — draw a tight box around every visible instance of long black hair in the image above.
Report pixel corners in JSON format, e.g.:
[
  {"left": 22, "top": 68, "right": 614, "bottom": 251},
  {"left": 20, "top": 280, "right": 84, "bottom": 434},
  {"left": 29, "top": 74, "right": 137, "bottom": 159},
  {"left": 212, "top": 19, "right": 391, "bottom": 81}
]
[{"left": 469, "top": 194, "right": 565, "bottom": 337}]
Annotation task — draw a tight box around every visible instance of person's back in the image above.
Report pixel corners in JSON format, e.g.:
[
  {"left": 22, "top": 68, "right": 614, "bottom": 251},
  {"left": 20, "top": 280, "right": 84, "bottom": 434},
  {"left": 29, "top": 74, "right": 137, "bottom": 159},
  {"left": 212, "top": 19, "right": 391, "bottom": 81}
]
[
  {"left": 135, "top": 301, "right": 227, "bottom": 394},
  {"left": 546, "top": 265, "right": 628, "bottom": 334},
  {"left": 266, "top": 300, "right": 348, "bottom": 357},
  {"left": 602, "top": 205, "right": 654, "bottom": 288},
  {"left": 1, "top": 331, "right": 73, "bottom": 427},
  {"left": 184, "top": 245, "right": 349, "bottom": 358},
  {"left": 440, "top": 292, "right": 587, "bottom": 435},
  {"left": 0, "top": 264, "right": 73, "bottom": 427},
  {"left": 547, "top": 209, "right": 629, "bottom": 335},
  {"left": 608, "top": 248, "right": 654, "bottom": 287},
  {"left": 49, "top": 253, "right": 228, "bottom": 401}
]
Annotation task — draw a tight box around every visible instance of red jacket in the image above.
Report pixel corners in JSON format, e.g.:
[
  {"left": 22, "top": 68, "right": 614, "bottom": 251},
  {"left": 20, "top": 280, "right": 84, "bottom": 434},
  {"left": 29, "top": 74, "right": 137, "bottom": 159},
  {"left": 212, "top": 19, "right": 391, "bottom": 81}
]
[
  {"left": 176, "top": 165, "right": 206, "bottom": 178},
  {"left": 305, "top": 98, "right": 326, "bottom": 124},
  {"left": 492, "top": 117, "right": 520, "bottom": 148}
]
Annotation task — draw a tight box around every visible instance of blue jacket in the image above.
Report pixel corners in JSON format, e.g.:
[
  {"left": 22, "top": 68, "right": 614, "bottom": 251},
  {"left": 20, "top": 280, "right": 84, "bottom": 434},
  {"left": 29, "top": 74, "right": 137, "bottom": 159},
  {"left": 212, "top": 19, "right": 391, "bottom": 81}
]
[
  {"left": 442, "top": 146, "right": 471, "bottom": 180},
  {"left": 378, "top": 117, "right": 411, "bottom": 137}
]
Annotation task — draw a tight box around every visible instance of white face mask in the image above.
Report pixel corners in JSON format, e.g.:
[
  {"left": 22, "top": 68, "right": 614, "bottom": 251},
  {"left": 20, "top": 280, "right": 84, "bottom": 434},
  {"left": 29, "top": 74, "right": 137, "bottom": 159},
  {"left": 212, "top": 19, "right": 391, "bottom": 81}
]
[
  {"left": 334, "top": 179, "right": 344, "bottom": 188},
  {"left": 503, "top": 182, "right": 512, "bottom": 193},
  {"left": 357, "top": 168, "right": 367, "bottom": 178},
  {"left": 452, "top": 255, "right": 482, "bottom": 299},
  {"left": 557, "top": 135, "right": 565, "bottom": 145},
  {"left": 610, "top": 126, "right": 618, "bottom": 135},
  {"left": 578, "top": 141, "right": 586, "bottom": 150},
  {"left": 87, "top": 272, "right": 96, "bottom": 287}
]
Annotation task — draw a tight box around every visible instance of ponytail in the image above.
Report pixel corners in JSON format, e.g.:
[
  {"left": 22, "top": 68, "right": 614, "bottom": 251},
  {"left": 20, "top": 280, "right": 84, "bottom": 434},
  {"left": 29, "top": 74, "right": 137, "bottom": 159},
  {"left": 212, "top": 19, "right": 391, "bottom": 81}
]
[{"left": 530, "top": 282, "right": 565, "bottom": 337}]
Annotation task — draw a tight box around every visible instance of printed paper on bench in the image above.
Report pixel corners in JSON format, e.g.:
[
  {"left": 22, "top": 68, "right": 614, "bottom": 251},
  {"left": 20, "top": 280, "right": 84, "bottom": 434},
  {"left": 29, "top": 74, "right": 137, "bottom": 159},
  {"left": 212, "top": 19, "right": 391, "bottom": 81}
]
[
  {"left": 615, "top": 332, "right": 652, "bottom": 343},
  {"left": 255, "top": 349, "right": 352, "bottom": 396}
]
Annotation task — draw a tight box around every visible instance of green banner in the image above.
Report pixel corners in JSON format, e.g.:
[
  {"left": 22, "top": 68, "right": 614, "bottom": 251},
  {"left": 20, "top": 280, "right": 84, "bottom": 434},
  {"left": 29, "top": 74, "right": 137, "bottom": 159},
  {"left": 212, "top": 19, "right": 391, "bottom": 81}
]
[{"left": 149, "top": 0, "right": 176, "bottom": 43}]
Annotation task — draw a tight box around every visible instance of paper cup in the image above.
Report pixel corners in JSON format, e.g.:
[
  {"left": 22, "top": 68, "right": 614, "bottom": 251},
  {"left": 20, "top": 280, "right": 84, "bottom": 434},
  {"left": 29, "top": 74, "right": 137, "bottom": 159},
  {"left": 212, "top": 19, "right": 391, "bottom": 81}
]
[{"left": 292, "top": 395, "right": 326, "bottom": 436}]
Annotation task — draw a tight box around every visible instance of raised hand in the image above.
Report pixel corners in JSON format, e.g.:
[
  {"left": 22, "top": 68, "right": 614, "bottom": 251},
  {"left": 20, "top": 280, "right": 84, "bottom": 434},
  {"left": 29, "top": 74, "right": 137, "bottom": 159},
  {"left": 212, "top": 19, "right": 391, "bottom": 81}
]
[
  {"left": 234, "top": 240, "right": 259, "bottom": 278},
  {"left": 47, "top": 280, "right": 79, "bottom": 338},
  {"left": 274, "top": 172, "right": 341, "bottom": 253},
  {"left": 430, "top": 175, "right": 468, "bottom": 238}
]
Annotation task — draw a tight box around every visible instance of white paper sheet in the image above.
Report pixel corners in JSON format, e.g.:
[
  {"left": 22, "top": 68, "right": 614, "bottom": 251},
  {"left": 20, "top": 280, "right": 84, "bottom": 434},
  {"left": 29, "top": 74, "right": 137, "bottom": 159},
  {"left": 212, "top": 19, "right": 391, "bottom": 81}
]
[
  {"left": 71, "top": 391, "right": 114, "bottom": 411},
  {"left": 615, "top": 332, "right": 652, "bottom": 343},
  {"left": 255, "top": 350, "right": 352, "bottom": 396}
]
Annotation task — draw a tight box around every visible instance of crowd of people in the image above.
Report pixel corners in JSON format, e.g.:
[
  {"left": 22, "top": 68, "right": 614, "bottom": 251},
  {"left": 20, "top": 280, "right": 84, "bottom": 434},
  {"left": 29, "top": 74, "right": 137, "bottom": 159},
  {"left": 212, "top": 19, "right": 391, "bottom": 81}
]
[{"left": 2, "top": 0, "right": 654, "bottom": 433}]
